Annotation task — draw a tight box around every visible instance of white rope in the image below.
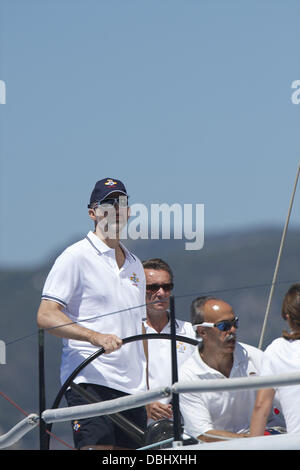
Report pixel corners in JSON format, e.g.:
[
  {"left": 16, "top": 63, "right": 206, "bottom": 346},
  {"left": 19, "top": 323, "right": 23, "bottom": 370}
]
[
  {"left": 42, "top": 386, "right": 171, "bottom": 424},
  {"left": 0, "top": 414, "right": 39, "bottom": 449}
]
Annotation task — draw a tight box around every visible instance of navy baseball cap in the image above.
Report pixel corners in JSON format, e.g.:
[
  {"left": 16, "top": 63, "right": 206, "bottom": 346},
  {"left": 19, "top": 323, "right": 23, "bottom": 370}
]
[{"left": 88, "top": 178, "right": 128, "bottom": 208}]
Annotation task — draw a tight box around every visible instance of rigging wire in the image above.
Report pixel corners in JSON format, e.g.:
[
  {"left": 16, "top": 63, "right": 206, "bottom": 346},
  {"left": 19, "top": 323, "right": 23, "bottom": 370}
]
[
  {"left": 4, "top": 278, "right": 300, "bottom": 348},
  {"left": 0, "top": 390, "right": 75, "bottom": 450},
  {"left": 258, "top": 163, "right": 300, "bottom": 349}
]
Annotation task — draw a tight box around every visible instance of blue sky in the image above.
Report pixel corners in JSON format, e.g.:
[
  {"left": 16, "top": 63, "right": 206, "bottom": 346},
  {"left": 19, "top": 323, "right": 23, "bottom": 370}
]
[{"left": 0, "top": 0, "right": 299, "bottom": 267}]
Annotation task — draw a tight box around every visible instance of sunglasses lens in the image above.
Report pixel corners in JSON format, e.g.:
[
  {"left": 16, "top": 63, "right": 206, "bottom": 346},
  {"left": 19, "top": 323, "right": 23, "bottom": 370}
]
[
  {"left": 118, "top": 197, "right": 128, "bottom": 207},
  {"left": 99, "top": 196, "right": 128, "bottom": 207},
  {"left": 100, "top": 199, "right": 115, "bottom": 206},
  {"left": 216, "top": 318, "right": 238, "bottom": 331},
  {"left": 146, "top": 283, "right": 173, "bottom": 292},
  {"left": 163, "top": 283, "right": 173, "bottom": 291}
]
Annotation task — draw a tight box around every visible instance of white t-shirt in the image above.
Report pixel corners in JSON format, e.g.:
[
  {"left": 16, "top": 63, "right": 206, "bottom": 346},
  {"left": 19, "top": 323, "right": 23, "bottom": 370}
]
[
  {"left": 179, "top": 342, "right": 264, "bottom": 438},
  {"left": 261, "top": 337, "right": 300, "bottom": 434},
  {"left": 143, "top": 319, "right": 197, "bottom": 404},
  {"left": 42, "top": 231, "right": 147, "bottom": 395}
]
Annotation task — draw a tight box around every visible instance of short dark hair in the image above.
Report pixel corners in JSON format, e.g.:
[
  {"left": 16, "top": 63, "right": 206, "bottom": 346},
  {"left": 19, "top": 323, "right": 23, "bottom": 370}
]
[
  {"left": 142, "top": 258, "right": 173, "bottom": 283},
  {"left": 190, "top": 295, "right": 219, "bottom": 326}
]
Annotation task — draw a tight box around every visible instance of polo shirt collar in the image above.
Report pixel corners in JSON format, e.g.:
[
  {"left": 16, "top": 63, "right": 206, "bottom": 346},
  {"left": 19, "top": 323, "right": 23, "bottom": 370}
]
[
  {"left": 192, "top": 348, "right": 222, "bottom": 377},
  {"left": 232, "top": 342, "right": 247, "bottom": 368},
  {"left": 143, "top": 316, "right": 179, "bottom": 330},
  {"left": 86, "top": 231, "right": 111, "bottom": 253},
  {"left": 192, "top": 342, "right": 244, "bottom": 377},
  {"left": 165, "top": 316, "right": 180, "bottom": 329},
  {"left": 86, "top": 231, "right": 134, "bottom": 264}
]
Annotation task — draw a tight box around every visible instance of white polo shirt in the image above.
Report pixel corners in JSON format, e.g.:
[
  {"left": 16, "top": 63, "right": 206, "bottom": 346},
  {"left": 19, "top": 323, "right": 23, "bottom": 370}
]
[
  {"left": 143, "top": 319, "right": 196, "bottom": 404},
  {"left": 42, "top": 231, "right": 147, "bottom": 395},
  {"left": 261, "top": 337, "right": 300, "bottom": 434},
  {"left": 178, "top": 342, "right": 263, "bottom": 438}
]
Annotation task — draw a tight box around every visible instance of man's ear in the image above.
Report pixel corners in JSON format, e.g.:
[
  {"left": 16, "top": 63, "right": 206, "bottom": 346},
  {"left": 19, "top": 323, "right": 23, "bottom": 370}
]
[
  {"left": 196, "top": 326, "right": 206, "bottom": 339},
  {"left": 88, "top": 208, "right": 97, "bottom": 222}
]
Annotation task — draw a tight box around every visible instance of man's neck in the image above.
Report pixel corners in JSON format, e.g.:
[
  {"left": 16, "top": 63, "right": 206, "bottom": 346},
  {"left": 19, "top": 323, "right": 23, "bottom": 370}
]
[
  {"left": 94, "top": 230, "right": 120, "bottom": 249},
  {"left": 146, "top": 312, "right": 169, "bottom": 333},
  {"left": 93, "top": 231, "right": 125, "bottom": 268},
  {"left": 200, "top": 348, "right": 234, "bottom": 378}
]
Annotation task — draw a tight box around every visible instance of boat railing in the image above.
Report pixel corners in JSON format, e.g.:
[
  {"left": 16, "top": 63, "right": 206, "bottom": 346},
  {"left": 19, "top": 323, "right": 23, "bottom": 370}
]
[
  {"left": 41, "top": 387, "right": 171, "bottom": 424},
  {"left": 0, "top": 414, "right": 39, "bottom": 449},
  {"left": 172, "top": 370, "right": 300, "bottom": 394},
  {"left": 2, "top": 371, "right": 300, "bottom": 450}
]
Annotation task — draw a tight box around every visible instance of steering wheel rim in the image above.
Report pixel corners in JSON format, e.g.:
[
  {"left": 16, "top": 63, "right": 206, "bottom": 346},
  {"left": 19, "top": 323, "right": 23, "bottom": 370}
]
[{"left": 45, "top": 333, "right": 199, "bottom": 449}]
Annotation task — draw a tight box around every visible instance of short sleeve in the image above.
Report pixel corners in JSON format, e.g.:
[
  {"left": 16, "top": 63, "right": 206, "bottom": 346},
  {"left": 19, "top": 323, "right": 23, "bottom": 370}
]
[{"left": 41, "top": 250, "right": 80, "bottom": 308}]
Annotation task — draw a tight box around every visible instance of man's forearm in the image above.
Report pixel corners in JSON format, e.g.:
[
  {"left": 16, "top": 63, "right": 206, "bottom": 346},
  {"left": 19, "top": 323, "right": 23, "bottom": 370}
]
[
  {"left": 37, "top": 300, "right": 94, "bottom": 342},
  {"left": 198, "top": 429, "right": 249, "bottom": 442},
  {"left": 37, "top": 299, "right": 122, "bottom": 353}
]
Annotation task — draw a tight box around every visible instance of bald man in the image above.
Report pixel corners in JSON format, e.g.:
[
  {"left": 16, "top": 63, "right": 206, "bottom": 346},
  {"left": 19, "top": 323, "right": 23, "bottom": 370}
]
[{"left": 178, "top": 296, "right": 284, "bottom": 442}]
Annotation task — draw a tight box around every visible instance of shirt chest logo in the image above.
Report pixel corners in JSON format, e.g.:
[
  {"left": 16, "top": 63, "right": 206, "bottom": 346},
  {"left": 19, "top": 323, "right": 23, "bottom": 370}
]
[
  {"left": 130, "top": 272, "right": 139, "bottom": 286},
  {"left": 176, "top": 341, "right": 187, "bottom": 353}
]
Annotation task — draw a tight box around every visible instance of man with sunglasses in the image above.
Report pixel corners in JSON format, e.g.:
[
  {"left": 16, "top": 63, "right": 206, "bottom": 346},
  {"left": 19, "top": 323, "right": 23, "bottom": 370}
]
[
  {"left": 142, "top": 258, "right": 196, "bottom": 423},
  {"left": 178, "top": 296, "right": 283, "bottom": 442},
  {"left": 37, "top": 178, "right": 147, "bottom": 449}
]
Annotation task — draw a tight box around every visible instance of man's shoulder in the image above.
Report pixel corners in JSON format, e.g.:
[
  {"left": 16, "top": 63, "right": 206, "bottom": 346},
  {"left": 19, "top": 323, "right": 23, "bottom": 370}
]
[
  {"left": 236, "top": 342, "right": 264, "bottom": 368},
  {"left": 48, "top": 237, "right": 92, "bottom": 273},
  {"left": 175, "top": 319, "right": 195, "bottom": 336},
  {"left": 238, "top": 342, "right": 263, "bottom": 355},
  {"left": 179, "top": 348, "right": 202, "bottom": 379},
  {"left": 57, "top": 237, "right": 88, "bottom": 259}
]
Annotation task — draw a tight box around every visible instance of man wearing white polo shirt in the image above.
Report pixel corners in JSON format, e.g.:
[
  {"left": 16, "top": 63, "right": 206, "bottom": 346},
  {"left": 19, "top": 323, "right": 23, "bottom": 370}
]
[
  {"left": 37, "top": 178, "right": 147, "bottom": 449},
  {"left": 142, "top": 258, "right": 196, "bottom": 423},
  {"left": 179, "top": 296, "right": 284, "bottom": 442}
]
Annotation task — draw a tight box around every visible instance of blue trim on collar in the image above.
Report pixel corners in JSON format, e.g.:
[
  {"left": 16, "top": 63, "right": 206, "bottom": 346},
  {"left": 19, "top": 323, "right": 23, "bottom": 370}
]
[
  {"left": 86, "top": 233, "right": 137, "bottom": 263},
  {"left": 85, "top": 235, "right": 102, "bottom": 256}
]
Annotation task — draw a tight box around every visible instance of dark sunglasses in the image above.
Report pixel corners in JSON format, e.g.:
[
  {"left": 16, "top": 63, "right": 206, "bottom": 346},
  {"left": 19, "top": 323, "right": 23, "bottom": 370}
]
[
  {"left": 146, "top": 283, "right": 174, "bottom": 292},
  {"left": 98, "top": 196, "right": 128, "bottom": 208},
  {"left": 193, "top": 316, "right": 239, "bottom": 332}
]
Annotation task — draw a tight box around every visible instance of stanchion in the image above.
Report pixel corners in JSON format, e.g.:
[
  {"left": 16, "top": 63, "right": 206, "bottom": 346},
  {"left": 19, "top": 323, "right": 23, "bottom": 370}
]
[
  {"left": 38, "top": 329, "right": 48, "bottom": 450},
  {"left": 169, "top": 296, "right": 182, "bottom": 445}
]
